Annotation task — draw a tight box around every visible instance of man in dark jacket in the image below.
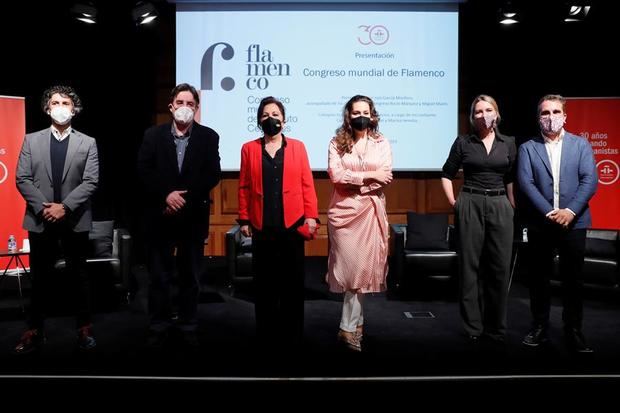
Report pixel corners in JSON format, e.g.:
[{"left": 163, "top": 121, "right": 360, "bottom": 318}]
[{"left": 137, "top": 83, "right": 221, "bottom": 347}]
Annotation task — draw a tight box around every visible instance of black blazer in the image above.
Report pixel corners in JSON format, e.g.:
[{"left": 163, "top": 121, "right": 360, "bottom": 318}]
[{"left": 137, "top": 122, "right": 221, "bottom": 240}]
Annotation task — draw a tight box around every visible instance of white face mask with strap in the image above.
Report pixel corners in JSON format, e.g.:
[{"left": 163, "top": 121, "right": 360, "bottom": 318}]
[
  {"left": 49, "top": 106, "right": 73, "bottom": 125},
  {"left": 173, "top": 106, "right": 195, "bottom": 124}
]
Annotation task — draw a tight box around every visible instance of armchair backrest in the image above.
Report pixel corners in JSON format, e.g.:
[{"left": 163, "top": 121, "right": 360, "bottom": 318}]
[
  {"left": 585, "top": 229, "right": 619, "bottom": 260},
  {"left": 584, "top": 229, "right": 619, "bottom": 287},
  {"left": 55, "top": 220, "right": 132, "bottom": 291},
  {"left": 89, "top": 220, "right": 114, "bottom": 258},
  {"left": 551, "top": 228, "right": 619, "bottom": 288},
  {"left": 405, "top": 212, "right": 452, "bottom": 251}
]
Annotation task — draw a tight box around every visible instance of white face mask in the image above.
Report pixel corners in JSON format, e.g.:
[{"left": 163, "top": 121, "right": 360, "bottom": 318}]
[
  {"left": 173, "top": 106, "right": 195, "bottom": 124},
  {"left": 539, "top": 114, "right": 565, "bottom": 135},
  {"left": 49, "top": 106, "right": 73, "bottom": 125},
  {"left": 474, "top": 112, "right": 497, "bottom": 130}
]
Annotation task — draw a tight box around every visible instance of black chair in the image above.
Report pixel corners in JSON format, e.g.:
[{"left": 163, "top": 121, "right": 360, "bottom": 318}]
[
  {"left": 54, "top": 220, "right": 132, "bottom": 305},
  {"left": 390, "top": 212, "right": 458, "bottom": 295},
  {"left": 551, "top": 228, "right": 619, "bottom": 292},
  {"left": 225, "top": 225, "right": 254, "bottom": 294}
]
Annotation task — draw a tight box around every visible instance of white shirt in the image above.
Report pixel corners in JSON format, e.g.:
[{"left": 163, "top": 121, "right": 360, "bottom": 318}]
[
  {"left": 50, "top": 125, "right": 71, "bottom": 142},
  {"left": 543, "top": 130, "right": 575, "bottom": 217},
  {"left": 544, "top": 131, "right": 563, "bottom": 210}
]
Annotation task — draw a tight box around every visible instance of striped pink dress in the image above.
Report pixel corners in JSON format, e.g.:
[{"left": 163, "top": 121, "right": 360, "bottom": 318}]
[{"left": 326, "top": 134, "right": 392, "bottom": 293}]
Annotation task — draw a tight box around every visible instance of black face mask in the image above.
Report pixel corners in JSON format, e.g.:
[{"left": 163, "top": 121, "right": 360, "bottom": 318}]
[
  {"left": 351, "top": 116, "right": 371, "bottom": 131},
  {"left": 260, "top": 117, "right": 282, "bottom": 136}
]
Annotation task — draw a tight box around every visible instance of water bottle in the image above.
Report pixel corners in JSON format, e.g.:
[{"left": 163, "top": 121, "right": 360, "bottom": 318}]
[{"left": 8, "top": 235, "right": 17, "bottom": 252}]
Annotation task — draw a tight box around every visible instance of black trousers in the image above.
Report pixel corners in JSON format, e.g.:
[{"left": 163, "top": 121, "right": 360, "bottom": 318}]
[
  {"left": 28, "top": 226, "right": 90, "bottom": 329},
  {"left": 252, "top": 228, "right": 305, "bottom": 348},
  {"left": 455, "top": 191, "right": 514, "bottom": 338},
  {"left": 526, "top": 224, "right": 586, "bottom": 330},
  {"left": 147, "top": 235, "right": 204, "bottom": 332}
]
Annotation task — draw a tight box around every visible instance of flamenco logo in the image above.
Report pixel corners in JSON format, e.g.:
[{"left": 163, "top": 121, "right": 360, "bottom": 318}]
[
  {"left": 597, "top": 159, "right": 619, "bottom": 185},
  {"left": 200, "top": 42, "right": 291, "bottom": 91},
  {"left": 201, "top": 42, "right": 236, "bottom": 91}
]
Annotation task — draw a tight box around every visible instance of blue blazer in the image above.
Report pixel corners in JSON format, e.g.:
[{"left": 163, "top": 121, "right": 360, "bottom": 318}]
[{"left": 517, "top": 132, "right": 597, "bottom": 229}]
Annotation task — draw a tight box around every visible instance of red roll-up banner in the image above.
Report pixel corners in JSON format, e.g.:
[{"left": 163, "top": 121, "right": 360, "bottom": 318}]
[
  {"left": 0, "top": 95, "right": 29, "bottom": 269},
  {"left": 566, "top": 97, "right": 620, "bottom": 230}
]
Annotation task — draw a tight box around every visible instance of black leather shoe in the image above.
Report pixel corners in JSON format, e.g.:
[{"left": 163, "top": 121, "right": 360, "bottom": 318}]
[
  {"left": 146, "top": 329, "right": 169, "bottom": 349},
  {"left": 181, "top": 330, "right": 200, "bottom": 348},
  {"left": 14, "top": 329, "right": 45, "bottom": 355},
  {"left": 522, "top": 326, "right": 549, "bottom": 347},
  {"left": 77, "top": 325, "right": 97, "bottom": 350},
  {"left": 482, "top": 333, "right": 506, "bottom": 345},
  {"left": 466, "top": 334, "right": 481, "bottom": 343},
  {"left": 564, "top": 327, "right": 593, "bottom": 353}
]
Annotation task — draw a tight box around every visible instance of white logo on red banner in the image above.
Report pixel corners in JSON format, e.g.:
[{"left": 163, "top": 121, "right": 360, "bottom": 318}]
[
  {"left": 0, "top": 160, "right": 8, "bottom": 184},
  {"left": 597, "top": 159, "right": 619, "bottom": 185}
]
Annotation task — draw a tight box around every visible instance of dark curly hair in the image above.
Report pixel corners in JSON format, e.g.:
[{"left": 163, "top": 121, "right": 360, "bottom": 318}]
[
  {"left": 256, "top": 96, "right": 286, "bottom": 127},
  {"left": 41, "top": 85, "right": 83, "bottom": 114},
  {"left": 334, "top": 95, "right": 380, "bottom": 154}
]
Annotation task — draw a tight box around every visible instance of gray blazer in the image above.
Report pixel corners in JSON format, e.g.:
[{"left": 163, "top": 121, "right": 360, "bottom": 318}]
[{"left": 16, "top": 128, "right": 99, "bottom": 233}]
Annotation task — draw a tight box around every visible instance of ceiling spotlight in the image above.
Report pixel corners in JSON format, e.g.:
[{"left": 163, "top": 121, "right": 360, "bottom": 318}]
[
  {"left": 71, "top": 2, "right": 98, "bottom": 24},
  {"left": 131, "top": 1, "right": 159, "bottom": 25},
  {"left": 499, "top": 11, "right": 519, "bottom": 25},
  {"left": 498, "top": 2, "right": 519, "bottom": 25},
  {"left": 564, "top": 5, "right": 591, "bottom": 22}
]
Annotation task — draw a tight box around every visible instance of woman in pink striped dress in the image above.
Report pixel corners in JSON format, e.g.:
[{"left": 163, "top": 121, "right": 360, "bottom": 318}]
[{"left": 326, "top": 95, "right": 393, "bottom": 351}]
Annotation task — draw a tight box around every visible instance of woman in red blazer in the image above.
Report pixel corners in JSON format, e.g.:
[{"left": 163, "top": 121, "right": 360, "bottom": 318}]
[{"left": 238, "top": 96, "right": 319, "bottom": 352}]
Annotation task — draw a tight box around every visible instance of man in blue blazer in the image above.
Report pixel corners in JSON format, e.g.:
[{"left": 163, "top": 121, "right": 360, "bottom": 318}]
[{"left": 517, "top": 94, "right": 598, "bottom": 352}]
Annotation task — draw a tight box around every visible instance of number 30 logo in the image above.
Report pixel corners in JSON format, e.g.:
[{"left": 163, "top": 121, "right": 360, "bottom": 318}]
[{"left": 357, "top": 25, "right": 390, "bottom": 45}]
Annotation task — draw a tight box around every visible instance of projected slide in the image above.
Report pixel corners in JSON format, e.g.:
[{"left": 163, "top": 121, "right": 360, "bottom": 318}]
[{"left": 177, "top": 7, "right": 458, "bottom": 170}]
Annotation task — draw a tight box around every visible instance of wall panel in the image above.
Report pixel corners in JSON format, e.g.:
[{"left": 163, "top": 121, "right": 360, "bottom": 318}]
[{"left": 206, "top": 173, "right": 463, "bottom": 256}]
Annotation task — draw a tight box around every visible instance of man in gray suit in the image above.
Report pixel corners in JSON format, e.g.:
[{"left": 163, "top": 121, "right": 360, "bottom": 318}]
[
  {"left": 517, "top": 94, "right": 598, "bottom": 353},
  {"left": 14, "top": 85, "right": 99, "bottom": 354}
]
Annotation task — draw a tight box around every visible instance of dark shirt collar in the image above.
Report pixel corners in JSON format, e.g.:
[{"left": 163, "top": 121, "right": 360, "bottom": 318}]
[
  {"left": 261, "top": 134, "right": 288, "bottom": 148},
  {"left": 470, "top": 131, "right": 505, "bottom": 143}
]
